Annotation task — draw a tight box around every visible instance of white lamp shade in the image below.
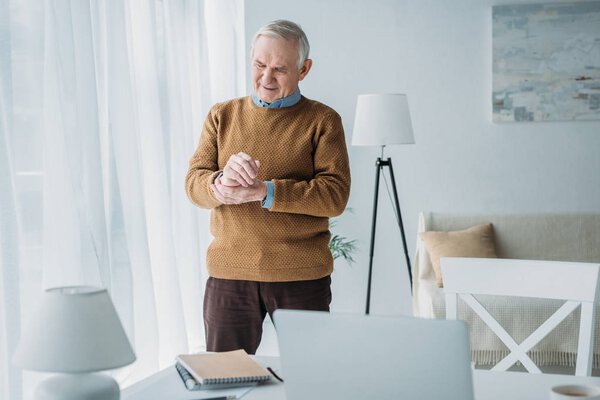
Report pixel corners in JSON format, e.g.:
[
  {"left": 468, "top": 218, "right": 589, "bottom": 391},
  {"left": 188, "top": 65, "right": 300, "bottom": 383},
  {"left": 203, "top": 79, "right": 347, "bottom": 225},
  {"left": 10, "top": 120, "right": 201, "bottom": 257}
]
[
  {"left": 12, "top": 286, "right": 136, "bottom": 373},
  {"left": 352, "top": 93, "right": 415, "bottom": 146}
]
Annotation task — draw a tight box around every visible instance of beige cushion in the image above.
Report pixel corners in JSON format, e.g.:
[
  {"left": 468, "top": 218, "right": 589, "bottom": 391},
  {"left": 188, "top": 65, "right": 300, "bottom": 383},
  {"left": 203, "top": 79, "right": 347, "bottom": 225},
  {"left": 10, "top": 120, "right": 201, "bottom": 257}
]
[{"left": 419, "top": 223, "right": 498, "bottom": 287}]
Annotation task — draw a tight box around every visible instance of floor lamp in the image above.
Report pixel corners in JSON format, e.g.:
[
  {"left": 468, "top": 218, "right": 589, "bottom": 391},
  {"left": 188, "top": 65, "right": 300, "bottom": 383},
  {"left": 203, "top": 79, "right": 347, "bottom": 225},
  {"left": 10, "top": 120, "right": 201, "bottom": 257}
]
[{"left": 352, "top": 94, "right": 415, "bottom": 315}]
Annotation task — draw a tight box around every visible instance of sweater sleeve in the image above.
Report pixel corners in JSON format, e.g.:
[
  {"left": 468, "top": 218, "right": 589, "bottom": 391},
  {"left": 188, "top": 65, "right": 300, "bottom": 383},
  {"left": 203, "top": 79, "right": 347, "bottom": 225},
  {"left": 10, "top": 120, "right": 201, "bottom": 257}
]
[
  {"left": 185, "top": 106, "right": 223, "bottom": 209},
  {"left": 270, "top": 111, "right": 351, "bottom": 217}
]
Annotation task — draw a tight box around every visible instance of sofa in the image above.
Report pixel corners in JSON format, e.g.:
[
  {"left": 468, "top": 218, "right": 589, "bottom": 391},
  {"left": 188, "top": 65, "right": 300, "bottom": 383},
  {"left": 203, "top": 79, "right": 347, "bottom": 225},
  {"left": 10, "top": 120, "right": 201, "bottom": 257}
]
[{"left": 412, "top": 212, "right": 600, "bottom": 368}]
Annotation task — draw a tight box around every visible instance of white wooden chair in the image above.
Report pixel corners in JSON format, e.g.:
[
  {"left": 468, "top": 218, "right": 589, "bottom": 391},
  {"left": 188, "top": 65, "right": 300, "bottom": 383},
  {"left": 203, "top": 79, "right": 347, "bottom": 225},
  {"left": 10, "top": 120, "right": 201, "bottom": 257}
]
[{"left": 442, "top": 257, "right": 600, "bottom": 376}]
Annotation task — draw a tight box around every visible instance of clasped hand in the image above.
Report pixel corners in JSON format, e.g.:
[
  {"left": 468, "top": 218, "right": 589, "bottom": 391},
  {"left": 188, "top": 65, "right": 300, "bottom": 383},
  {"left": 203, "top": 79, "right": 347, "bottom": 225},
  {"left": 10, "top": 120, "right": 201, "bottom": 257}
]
[{"left": 211, "top": 152, "right": 267, "bottom": 205}]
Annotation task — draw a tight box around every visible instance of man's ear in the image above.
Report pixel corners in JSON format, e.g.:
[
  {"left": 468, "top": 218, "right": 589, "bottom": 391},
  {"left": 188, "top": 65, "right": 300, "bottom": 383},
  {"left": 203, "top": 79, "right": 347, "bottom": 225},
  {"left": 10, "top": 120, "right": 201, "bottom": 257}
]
[{"left": 298, "top": 59, "right": 313, "bottom": 81}]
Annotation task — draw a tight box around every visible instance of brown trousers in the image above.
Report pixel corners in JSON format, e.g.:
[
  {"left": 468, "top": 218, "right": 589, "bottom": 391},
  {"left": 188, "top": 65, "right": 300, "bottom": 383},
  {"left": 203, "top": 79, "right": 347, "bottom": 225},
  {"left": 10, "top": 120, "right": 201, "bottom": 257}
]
[{"left": 203, "top": 275, "right": 331, "bottom": 354}]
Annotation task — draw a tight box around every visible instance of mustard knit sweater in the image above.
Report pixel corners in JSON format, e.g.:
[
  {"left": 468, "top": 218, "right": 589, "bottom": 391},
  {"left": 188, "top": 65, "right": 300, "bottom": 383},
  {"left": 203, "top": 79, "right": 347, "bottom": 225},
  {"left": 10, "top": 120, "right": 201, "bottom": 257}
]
[{"left": 185, "top": 95, "right": 351, "bottom": 282}]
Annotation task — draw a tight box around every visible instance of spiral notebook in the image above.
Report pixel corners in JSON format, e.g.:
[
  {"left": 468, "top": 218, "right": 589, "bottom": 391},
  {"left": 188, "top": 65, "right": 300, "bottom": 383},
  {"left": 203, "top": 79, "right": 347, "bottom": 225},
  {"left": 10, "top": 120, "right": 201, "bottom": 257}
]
[{"left": 176, "top": 349, "right": 271, "bottom": 388}]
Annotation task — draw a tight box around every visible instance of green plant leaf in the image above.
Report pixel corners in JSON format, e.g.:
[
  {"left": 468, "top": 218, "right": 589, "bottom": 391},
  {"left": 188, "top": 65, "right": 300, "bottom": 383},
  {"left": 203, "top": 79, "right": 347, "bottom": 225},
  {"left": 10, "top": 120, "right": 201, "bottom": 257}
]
[{"left": 328, "top": 209, "right": 358, "bottom": 264}]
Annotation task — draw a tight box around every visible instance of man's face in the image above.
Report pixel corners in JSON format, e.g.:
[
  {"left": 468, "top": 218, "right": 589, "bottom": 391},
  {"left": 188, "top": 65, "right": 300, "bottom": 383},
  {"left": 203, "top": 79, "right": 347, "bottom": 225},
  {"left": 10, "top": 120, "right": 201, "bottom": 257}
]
[{"left": 251, "top": 35, "right": 312, "bottom": 104}]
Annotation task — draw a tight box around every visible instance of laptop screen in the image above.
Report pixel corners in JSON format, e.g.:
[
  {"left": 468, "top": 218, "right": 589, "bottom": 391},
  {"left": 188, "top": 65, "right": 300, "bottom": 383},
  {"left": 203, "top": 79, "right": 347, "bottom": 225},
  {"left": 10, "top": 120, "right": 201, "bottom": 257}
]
[{"left": 273, "top": 310, "right": 474, "bottom": 400}]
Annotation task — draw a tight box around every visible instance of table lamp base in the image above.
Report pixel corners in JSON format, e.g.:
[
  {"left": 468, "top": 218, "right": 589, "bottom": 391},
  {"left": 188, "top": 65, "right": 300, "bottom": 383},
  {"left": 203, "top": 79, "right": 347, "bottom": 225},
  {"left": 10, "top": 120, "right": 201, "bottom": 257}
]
[{"left": 36, "top": 372, "right": 119, "bottom": 400}]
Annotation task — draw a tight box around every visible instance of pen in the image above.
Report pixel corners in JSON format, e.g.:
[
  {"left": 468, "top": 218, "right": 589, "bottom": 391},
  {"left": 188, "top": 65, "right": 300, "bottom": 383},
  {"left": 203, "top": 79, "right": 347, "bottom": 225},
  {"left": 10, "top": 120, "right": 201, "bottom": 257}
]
[
  {"left": 267, "top": 367, "right": 284, "bottom": 383},
  {"left": 192, "top": 397, "right": 237, "bottom": 400}
]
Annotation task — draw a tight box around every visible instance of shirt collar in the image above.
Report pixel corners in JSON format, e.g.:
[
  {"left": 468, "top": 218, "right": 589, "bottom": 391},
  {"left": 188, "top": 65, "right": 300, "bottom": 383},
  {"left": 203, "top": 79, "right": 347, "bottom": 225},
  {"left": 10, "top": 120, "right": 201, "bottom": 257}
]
[{"left": 252, "top": 88, "right": 301, "bottom": 108}]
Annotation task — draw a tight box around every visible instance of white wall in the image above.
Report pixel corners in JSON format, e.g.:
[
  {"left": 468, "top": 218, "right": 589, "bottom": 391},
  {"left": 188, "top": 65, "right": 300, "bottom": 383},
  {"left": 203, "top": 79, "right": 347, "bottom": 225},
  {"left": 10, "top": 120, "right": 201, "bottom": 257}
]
[{"left": 245, "top": 0, "right": 600, "bottom": 316}]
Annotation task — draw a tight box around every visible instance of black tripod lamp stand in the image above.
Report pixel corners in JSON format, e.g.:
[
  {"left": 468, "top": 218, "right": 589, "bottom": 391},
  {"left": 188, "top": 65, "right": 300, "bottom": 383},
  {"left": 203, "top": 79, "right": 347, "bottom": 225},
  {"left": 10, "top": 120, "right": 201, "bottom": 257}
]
[{"left": 352, "top": 94, "right": 415, "bottom": 315}]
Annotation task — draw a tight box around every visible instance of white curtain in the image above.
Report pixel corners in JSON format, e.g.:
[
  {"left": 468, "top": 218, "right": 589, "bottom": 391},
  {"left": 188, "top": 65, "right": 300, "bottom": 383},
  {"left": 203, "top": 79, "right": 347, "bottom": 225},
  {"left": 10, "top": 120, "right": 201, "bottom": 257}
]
[{"left": 0, "top": 0, "right": 245, "bottom": 398}]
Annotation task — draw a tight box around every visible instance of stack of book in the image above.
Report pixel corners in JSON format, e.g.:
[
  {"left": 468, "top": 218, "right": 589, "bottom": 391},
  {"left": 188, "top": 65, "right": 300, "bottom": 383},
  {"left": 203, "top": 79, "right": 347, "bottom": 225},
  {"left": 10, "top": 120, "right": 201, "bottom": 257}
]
[{"left": 175, "top": 349, "right": 272, "bottom": 391}]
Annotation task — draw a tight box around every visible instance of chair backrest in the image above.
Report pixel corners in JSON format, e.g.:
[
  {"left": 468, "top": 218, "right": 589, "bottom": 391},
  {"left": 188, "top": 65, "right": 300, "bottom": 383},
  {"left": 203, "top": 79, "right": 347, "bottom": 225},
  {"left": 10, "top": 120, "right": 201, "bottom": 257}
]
[
  {"left": 274, "top": 309, "right": 474, "bottom": 400},
  {"left": 442, "top": 257, "right": 600, "bottom": 376}
]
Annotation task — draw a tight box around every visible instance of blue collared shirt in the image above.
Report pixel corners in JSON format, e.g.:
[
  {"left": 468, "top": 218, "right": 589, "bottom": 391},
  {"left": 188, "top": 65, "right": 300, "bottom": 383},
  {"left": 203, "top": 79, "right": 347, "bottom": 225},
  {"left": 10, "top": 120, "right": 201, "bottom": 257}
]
[{"left": 252, "top": 87, "right": 302, "bottom": 109}]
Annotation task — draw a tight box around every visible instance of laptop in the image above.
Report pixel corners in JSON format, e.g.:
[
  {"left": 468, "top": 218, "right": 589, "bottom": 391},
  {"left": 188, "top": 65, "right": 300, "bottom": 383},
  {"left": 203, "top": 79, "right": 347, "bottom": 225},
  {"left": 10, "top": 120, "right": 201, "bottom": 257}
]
[{"left": 273, "top": 310, "right": 474, "bottom": 400}]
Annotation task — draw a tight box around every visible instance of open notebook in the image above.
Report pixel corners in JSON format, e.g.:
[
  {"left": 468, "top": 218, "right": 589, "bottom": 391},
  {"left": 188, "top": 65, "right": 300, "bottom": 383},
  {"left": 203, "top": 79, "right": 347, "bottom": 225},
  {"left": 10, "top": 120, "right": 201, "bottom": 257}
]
[{"left": 176, "top": 349, "right": 271, "bottom": 389}]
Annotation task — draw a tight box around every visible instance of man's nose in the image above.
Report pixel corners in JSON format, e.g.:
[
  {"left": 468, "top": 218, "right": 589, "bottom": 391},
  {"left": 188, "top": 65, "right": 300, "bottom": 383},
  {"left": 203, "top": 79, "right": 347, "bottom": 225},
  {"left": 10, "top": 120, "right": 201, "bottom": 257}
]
[{"left": 263, "top": 68, "right": 274, "bottom": 82}]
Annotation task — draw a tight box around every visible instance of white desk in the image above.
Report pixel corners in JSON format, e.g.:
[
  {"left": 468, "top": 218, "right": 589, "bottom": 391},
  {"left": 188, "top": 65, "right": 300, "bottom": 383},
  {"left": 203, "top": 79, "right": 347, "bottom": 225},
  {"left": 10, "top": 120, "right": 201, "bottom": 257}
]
[{"left": 122, "top": 356, "right": 600, "bottom": 400}]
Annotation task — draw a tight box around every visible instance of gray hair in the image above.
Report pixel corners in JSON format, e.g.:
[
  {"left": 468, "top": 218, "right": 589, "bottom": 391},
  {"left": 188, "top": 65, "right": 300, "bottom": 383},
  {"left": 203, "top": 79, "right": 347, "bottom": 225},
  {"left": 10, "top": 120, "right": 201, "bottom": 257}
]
[{"left": 251, "top": 20, "right": 310, "bottom": 70}]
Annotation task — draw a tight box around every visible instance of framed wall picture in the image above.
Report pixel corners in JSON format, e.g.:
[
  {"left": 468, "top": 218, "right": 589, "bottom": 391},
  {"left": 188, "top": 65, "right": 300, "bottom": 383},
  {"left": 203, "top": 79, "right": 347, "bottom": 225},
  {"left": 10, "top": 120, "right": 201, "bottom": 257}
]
[{"left": 492, "top": 2, "right": 600, "bottom": 122}]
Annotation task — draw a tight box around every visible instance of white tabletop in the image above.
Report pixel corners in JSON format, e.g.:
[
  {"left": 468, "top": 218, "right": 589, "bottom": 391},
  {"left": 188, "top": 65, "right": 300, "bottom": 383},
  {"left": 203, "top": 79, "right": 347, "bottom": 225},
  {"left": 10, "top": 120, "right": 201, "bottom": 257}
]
[
  {"left": 122, "top": 356, "right": 600, "bottom": 400},
  {"left": 473, "top": 369, "right": 600, "bottom": 400}
]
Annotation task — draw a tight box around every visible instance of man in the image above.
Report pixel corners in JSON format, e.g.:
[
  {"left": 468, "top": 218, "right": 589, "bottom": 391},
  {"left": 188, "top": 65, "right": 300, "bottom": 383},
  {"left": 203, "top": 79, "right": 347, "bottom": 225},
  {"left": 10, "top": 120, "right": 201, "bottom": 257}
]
[{"left": 185, "top": 20, "right": 350, "bottom": 354}]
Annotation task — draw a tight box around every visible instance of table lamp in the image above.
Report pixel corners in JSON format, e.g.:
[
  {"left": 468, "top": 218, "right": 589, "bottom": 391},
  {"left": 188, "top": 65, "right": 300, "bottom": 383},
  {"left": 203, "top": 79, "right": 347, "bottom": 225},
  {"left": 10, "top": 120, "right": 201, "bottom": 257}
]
[
  {"left": 352, "top": 93, "right": 415, "bottom": 315},
  {"left": 12, "top": 286, "right": 136, "bottom": 400}
]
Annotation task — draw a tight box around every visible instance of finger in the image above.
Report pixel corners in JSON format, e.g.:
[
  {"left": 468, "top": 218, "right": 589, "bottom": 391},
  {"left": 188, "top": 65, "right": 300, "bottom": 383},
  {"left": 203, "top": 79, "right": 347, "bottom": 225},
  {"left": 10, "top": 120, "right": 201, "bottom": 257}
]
[
  {"left": 239, "top": 153, "right": 260, "bottom": 176},
  {"left": 225, "top": 155, "right": 253, "bottom": 185},
  {"left": 237, "top": 152, "right": 259, "bottom": 171},
  {"left": 232, "top": 154, "right": 258, "bottom": 179},
  {"left": 228, "top": 161, "right": 254, "bottom": 186},
  {"left": 223, "top": 165, "right": 249, "bottom": 187},
  {"left": 220, "top": 176, "right": 241, "bottom": 187},
  {"left": 232, "top": 157, "right": 257, "bottom": 182}
]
